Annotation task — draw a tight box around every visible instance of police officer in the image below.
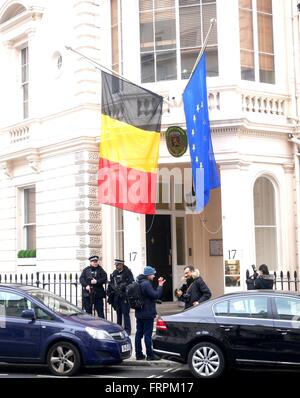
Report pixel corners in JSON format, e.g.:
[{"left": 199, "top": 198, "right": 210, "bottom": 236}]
[
  {"left": 107, "top": 259, "right": 134, "bottom": 335},
  {"left": 80, "top": 255, "right": 107, "bottom": 318}
]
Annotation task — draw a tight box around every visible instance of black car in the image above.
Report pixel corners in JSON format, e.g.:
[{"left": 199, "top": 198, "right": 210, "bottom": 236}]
[{"left": 153, "top": 291, "right": 300, "bottom": 378}]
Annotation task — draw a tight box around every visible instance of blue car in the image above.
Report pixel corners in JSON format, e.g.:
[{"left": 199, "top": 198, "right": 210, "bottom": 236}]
[{"left": 0, "top": 284, "right": 132, "bottom": 376}]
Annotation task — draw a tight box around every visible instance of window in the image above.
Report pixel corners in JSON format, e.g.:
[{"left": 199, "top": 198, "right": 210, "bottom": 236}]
[
  {"left": 239, "top": 0, "right": 275, "bottom": 84},
  {"left": 214, "top": 300, "right": 229, "bottom": 316},
  {"left": 274, "top": 297, "right": 300, "bottom": 322},
  {"left": 34, "top": 306, "right": 53, "bottom": 321},
  {"left": 0, "top": 291, "right": 32, "bottom": 318},
  {"left": 23, "top": 187, "right": 36, "bottom": 250},
  {"left": 21, "top": 45, "right": 29, "bottom": 118},
  {"left": 115, "top": 208, "right": 124, "bottom": 260},
  {"left": 139, "top": 0, "right": 218, "bottom": 82},
  {"left": 227, "top": 296, "right": 269, "bottom": 318},
  {"left": 0, "top": 3, "right": 26, "bottom": 24},
  {"left": 254, "top": 177, "right": 278, "bottom": 270},
  {"left": 111, "top": 0, "right": 122, "bottom": 73}
]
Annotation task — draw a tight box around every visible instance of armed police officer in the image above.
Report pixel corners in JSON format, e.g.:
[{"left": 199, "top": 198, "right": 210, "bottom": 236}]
[
  {"left": 80, "top": 255, "right": 107, "bottom": 318},
  {"left": 107, "top": 259, "right": 134, "bottom": 335}
]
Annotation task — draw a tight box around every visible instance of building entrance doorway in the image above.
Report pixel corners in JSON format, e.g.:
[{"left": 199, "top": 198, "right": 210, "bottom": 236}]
[{"left": 146, "top": 215, "right": 173, "bottom": 301}]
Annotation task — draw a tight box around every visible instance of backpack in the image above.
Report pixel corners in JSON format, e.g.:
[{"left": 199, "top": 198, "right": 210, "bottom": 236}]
[{"left": 126, "top": 281, "right": 144, "bottom": 309}]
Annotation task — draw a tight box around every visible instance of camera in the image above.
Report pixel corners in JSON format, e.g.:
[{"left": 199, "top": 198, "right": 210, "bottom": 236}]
[
  {"left": 298, "top": 2, "right": 300, "bottom": 12},
  {"left": 251, "top": 264, "right": 258, "bottom": 279}
]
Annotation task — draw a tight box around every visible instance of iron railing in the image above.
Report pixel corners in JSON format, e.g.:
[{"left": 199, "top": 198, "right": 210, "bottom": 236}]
[
  {"left": 0, "top": 272, "right": 113, "bottom": 320},
  {"left": 246, "top": 269, "right": 299, "bottom": 291}
]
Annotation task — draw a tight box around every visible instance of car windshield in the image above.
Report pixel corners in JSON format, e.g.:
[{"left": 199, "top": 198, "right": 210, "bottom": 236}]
[{"left": 28, "top": 289, "right": 83, "bottom": 316}]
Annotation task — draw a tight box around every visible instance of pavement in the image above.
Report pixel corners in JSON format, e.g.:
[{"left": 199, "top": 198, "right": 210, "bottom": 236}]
[{"left": 121, "top": 301, "right": 184, "bottom": 367}]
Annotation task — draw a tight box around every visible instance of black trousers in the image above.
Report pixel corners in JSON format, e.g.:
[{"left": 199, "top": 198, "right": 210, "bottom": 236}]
[
  {"left": 83, "top": 295, "right": 105, "bottom": 318},
  {"left": 115, "top": 297, "right": 131, "bottom": 334}
]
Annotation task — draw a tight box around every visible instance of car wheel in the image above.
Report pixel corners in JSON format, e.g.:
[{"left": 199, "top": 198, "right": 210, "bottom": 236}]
[
  {"left": 47, "top": 341, "right": 81, "bottom": 377},
  {"left": 188, "top": 342, "right": 225, "bottom": 378}
]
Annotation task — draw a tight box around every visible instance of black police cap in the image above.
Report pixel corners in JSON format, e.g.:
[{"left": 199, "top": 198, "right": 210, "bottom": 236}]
[
  {"left": 89, "top": 255, "right": 99, "bottom": 261},
  {"left": 114, "top": 258, "right": 125, "bottom": 264}
]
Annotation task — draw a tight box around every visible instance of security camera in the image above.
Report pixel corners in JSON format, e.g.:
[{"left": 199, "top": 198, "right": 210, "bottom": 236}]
[
  {"left": 298, "top": 2, "right": 300, "bottom": 12},
  {"left": 288, "top": 133, "right": 294, "bottom": 139}
]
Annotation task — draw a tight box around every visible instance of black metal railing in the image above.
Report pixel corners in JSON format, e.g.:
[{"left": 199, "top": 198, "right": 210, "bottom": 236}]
[
  {"left": 0, "top": 272, "right": 112, "bottom": 320},
  {"left": 246, "top": 269, "right": 299, "bottom": 291}
]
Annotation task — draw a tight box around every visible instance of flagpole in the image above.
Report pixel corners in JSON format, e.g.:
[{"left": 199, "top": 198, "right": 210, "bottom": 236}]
[
  {"left": 65, "top": 45, "right": 133, "bottom": 83},
  {"left": 188, "top": 18, "right": 217, "bottom": 83},
  {"left": 65, "top": 45, "right": 171, "bottom": 105}
]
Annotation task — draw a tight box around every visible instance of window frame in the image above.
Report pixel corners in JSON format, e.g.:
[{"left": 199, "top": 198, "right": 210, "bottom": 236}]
[
  {"left": 139, "top": 0, "right": 218, "bottom": 83},
  {"left": 271, "top": 295, "right": 300, "bottom": 323},
  {"left": 111, "top": 0, "right": 123, "bottom": 74},
  {"left": 0, "top": 290, "right": 32, "bottom": 319},
  {"left": 239, "top": 0, "right": 275, "bottom": 84},
  {"left": 212, "top": 294, "right": 273, "bottom": 320},
  {"left": 20, "top": 44, "right": 29, "bottom": 119},
  {"left": 253, "top": 175, "right": 279, "bottom": 272},
  {"left": 115, "top": 207, "right": 124, "bottom": 261},
  {"left": 22, "top": 186, "right": 36, "bottom": 251}
]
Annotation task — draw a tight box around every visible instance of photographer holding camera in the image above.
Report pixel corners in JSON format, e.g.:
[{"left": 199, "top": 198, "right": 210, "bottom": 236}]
[
  {"left": 80, "top": 255, "right": 107, "bottom": 318},
  {"left": 246, "top": 264, "right": 274, "bottom": 290}
]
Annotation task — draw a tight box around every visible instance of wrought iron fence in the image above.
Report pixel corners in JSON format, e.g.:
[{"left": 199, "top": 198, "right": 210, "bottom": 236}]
[
  {"left": 246, "top": 269, "right": 299, "bottom": 291},
  {"left": 0, "top": 272, "right": 113, "bottom": 321}
]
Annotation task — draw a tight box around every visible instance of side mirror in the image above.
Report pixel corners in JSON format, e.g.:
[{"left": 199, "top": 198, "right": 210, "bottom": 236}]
[{"left": 21, "top": 309, "right": 36, "bottom": 321}]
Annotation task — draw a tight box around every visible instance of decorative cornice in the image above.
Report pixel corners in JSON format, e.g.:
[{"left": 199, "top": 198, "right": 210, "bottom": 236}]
[{"left": 218, "top": 159, "right": 251, "bottom": 171}]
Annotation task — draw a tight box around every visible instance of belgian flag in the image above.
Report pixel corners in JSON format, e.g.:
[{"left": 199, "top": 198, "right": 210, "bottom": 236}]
[{"left": 98, "top": 71, "right": 163, "bottom": 214}]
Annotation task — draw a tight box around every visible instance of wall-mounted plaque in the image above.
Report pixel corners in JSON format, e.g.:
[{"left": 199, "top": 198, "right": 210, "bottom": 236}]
[{"left": 209, "top": 239, "right": 223, "bottom": 256}]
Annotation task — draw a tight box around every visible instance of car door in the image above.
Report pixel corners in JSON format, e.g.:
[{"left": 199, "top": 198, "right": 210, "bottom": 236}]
[
  {"left": 271, "top": 295, "right": 300, "bottom": 364},
  {"left": 0, "top": 290, "right": 41, "bottom": 360},
  {"left": 214, "top": 295, "right": 277, "bottom": 362}
]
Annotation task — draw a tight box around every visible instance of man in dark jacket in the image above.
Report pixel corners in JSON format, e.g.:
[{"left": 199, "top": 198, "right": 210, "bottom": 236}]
[
  {"left": 135, "top": 265, "right": 166, "bottom": 361},
  {"left": 80, "top": 255, "right": 107, "bottom": 318},
  {"left": 177, "top": 266, "right": 211, "bottom": 309},
  {"left": 107, "top": 259, "right": 134, "bottom": 335}
]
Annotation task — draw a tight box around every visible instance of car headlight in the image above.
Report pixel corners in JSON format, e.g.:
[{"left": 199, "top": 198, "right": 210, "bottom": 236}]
[{"left": 85, "top": 327, "right": 114, "bottom": 341}]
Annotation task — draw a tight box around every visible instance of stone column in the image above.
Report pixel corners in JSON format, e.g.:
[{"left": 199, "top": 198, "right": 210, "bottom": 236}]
[
  {"left": 123, "top": 211, "right": 147, "bottom": 277},
  {"left": 219, "top": 160, "right": 252, "bottom": 292},
  {"left": 73, "top": 0, "right": 101, "bottom": 105},
  {"left": 75, "top": 150, "right": 102, "bottom": 271}
]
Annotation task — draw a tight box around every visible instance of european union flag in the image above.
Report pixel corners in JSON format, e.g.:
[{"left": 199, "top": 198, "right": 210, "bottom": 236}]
[{"left": 183, "top": 53, "right": 220, "bottom": 212}]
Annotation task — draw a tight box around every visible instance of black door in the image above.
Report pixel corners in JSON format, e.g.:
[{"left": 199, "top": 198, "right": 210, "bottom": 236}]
[{"left": 146, "top": 215, "right": 173, "bottom": 301}]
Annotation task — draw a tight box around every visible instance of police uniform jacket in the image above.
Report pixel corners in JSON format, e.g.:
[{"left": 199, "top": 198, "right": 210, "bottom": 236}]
[{"left": 80, "top": 265, "right": 107, "bottom": 298}]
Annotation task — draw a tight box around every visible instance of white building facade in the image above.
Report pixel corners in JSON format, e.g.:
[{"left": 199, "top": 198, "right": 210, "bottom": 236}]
[{"left": 0, "top": 0, "right": 300, "bottom": 299}]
